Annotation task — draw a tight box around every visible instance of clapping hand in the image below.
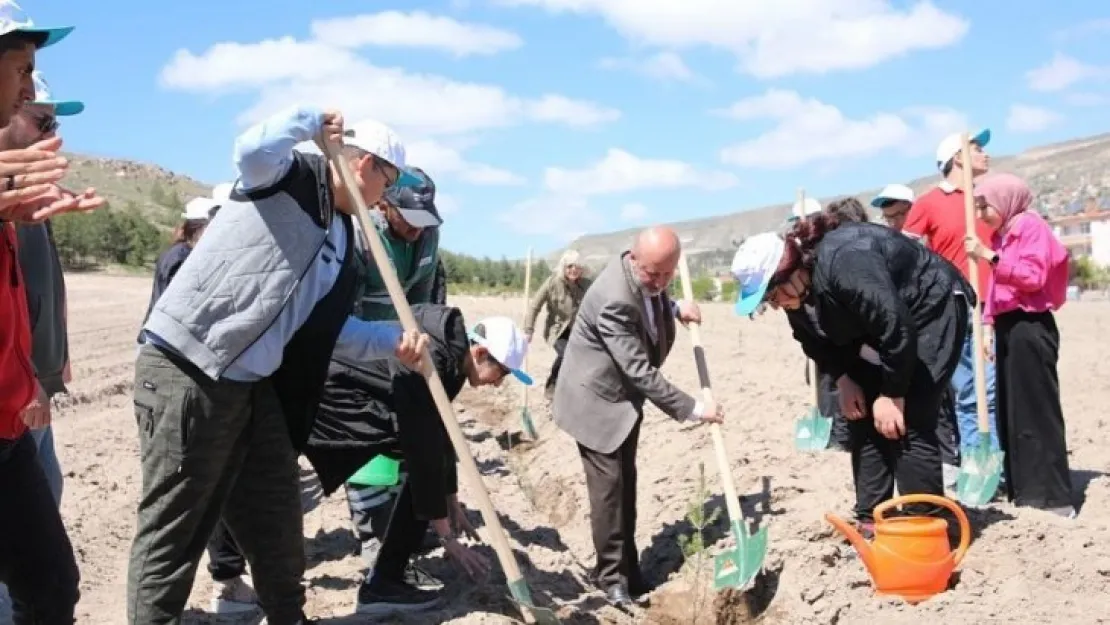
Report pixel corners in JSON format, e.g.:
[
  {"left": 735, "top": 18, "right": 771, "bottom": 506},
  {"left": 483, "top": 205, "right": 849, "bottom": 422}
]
[{"left": 0, "top": 137, "right": 69, "bottom": 218}]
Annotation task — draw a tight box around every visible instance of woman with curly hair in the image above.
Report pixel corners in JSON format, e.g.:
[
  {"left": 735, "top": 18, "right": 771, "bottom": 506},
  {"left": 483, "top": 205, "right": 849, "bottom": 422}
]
[{"left": 730, "top": 214, "right": 971, "bottom": 533}]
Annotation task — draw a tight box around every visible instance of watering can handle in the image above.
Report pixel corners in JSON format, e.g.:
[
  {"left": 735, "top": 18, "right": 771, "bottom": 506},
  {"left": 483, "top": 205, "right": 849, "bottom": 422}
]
[{"left": 874, "top": 494, "right": 971, "bottom": 568}]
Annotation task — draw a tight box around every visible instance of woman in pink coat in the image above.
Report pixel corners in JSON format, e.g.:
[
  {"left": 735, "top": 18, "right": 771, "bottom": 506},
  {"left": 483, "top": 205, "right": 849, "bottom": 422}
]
[{"left": 965, "top": 172, "right": 1075, "bottom": 517}]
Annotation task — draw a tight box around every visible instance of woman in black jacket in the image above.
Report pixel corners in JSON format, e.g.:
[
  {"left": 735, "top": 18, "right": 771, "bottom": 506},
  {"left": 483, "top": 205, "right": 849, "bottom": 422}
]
[{"left": 731, "top": 214, "right": 972, "bottom": 532}]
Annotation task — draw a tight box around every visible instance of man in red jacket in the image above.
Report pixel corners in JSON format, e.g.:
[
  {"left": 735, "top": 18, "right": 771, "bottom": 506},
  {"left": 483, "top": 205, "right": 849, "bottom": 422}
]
[{"left": 0, "top": 5, "right": 101, "bottom": 622}]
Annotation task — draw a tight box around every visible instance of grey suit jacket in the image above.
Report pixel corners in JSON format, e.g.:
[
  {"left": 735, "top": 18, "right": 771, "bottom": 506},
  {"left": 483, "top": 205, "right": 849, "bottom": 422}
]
[{"left": 552, "top": 252, "right": 697, "bottom": 454}]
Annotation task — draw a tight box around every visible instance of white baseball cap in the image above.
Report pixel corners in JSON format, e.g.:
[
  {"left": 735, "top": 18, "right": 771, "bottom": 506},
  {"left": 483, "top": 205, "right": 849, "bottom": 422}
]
[
  {"left": 468, "top": 316, "right": 532, "bottom": 385},
  {"left": 182, "top": 197, "right": 221, "bottom": 221},
  {"left": 211, "top": 182, "right": 234, "bottom": 203},
  {"left": 31, "top": 70, "right": 82, "bottom": 116},
  {"left": 731, "top": 231, "right": 787, "bottom": 317},
  {"left": 935, "top": 128, "right": 990, "bottom": 171},
  {"left": 792, "top": 197, "right": 822, "bottom": 218},
  {"left": 343, "top": 120, "right": 421, "bottom": 188},
  {"left": 0, "top": 0, "right": 73, "bottom": 49},
  {"left": 871, "top": 183, "right": 915, "bottom": 208}
]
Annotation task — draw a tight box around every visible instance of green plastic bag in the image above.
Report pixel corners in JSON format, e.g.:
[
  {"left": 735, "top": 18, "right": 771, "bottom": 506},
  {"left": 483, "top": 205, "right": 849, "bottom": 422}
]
[{"left": 348, "top": 455, "right": 400, "bottom": 487}]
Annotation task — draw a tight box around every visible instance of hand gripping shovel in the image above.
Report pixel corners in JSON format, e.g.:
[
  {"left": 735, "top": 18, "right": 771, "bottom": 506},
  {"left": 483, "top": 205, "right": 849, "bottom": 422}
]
[
  {"left": 794, "top": 359, "right": 832, "bottom": 451},
  {"left": 677, "top": 253, "right": 768, "bottom": 590},
  {"left": 518, "top": 248, "right": 539, "bottom": 440},
  {"left": 322, "top": 140, "right": 560, "bottom": 625},
  {"left": 954, "top": 132, "right": 1005, "bottom": 507}
]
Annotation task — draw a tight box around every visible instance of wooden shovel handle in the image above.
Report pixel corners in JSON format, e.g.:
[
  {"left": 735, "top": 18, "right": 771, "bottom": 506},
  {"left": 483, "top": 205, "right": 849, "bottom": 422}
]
[
  {"left": 321, "top": 140, "right": 535, "bottom": 622},
  {"left": 958, "top": 133, "right": 991, "bottom": 435},
  {"left": 677, "top": 253, "right": 745, "bottom": 527}
]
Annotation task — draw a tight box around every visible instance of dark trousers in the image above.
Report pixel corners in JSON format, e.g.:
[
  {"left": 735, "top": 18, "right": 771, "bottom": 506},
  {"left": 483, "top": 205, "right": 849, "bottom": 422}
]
[
  {"left": 847, "top": 367, "right": 946, "bottom": 523},
  {"left": 368, "top": 477, "right": 429, "bottom": 585},
  {"left": 127, "top": 346, "right": 305, "bottom": 625},
  {"left": 937, "top": 385, "right": 960, "bottom": 467},
  {"left": 0, "top": 433, "right": 80, "bottom": 625},
  {"left": 578, "top": 419, "right": 643, "bottom": 589},
  {"left": 206, "top": 521, "right": 246, "bottom": 582},
  {"left": 995, "top": 311, "right": 1073, "bottom": 509},
  {"left": 545, "top": 326, "right": 572, "bottom": 390},
  {"left": 815, "top": 367, "right": 850, "bottom": 449}
]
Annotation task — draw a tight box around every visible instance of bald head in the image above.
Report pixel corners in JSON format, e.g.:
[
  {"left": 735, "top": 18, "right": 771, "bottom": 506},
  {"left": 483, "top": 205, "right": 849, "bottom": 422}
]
[{"left": 629, "top": 226, "right": 681, "bottom": 295}]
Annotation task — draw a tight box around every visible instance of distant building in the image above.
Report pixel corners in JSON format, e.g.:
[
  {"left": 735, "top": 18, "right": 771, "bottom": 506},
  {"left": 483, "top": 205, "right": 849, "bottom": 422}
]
[{"left": 1048, "top": 196, "right": 1110, "bottom": 266}]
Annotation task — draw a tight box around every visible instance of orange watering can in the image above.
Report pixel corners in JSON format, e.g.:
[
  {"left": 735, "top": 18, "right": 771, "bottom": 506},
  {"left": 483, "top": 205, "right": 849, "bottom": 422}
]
[{"left": 825, "top": 494, "right": 970, "bottom": 604}]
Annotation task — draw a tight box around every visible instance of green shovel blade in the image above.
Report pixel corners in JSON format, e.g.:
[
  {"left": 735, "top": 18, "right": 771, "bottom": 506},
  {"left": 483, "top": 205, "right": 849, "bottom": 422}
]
[
  {"left": 794, "top": 407, "right": 832, "bottom": 452},
  {"left": 506, "top": 579, "right": 561, "bottom": 625},
  {"left": 956, "top": 433, "right": 1005, "bottom": 507},
  {"left": 713, "top": 519, "right": 769, "bottom": 591},
  {"left": 521, "top": 407, "right": 539, "bottom": 440}
]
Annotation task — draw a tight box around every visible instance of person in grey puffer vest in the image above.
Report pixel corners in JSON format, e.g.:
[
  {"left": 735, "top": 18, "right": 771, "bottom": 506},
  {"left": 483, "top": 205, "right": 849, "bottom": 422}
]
[{"left": 126, "top": 105, "right": 428, "bottom": 625}]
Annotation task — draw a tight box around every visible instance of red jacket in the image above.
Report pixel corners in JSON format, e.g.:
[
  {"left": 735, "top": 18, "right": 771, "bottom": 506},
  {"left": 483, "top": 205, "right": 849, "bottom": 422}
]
[{"left": 1, "top": 221, "right": 35, "bottom": 440}]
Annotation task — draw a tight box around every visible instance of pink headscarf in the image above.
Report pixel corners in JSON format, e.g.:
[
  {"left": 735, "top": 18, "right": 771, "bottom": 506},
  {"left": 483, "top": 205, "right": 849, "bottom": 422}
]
[{"left": 974, "top": 173, "right": 1033, "bottom": 234}]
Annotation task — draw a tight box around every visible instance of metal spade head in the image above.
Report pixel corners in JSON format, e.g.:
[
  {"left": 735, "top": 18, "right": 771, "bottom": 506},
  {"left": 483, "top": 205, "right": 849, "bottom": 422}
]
[
  {"left": 521, "top": 406, "right": 539, "bottom": 440},
  {"left": 506, "top": 579, "right": 562, "bottom": 624},
  {"left": 713, "top": 520, "right": 769, "bottom": 591},
  {"left": 956, "top": 434, "right": 1005, "bottom": 507},
  {"left": 794, "top": 406, "right": 832, "bottom": 452}
]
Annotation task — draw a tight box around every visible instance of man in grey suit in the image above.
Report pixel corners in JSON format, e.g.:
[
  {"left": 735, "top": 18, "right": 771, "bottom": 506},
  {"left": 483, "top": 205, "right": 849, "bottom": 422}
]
[{"left": 553, "top": 226, "right": 724, "bottom": 608}]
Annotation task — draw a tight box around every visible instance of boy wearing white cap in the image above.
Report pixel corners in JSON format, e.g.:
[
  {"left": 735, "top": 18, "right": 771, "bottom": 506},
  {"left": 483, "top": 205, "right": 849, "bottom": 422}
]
[
  {"left": 304, "top": 307, "right": 530, "bottom": 615},
  {"left": 871, "top": 183, "right": 915, "bottom": 231},
  {"left": 901, "top": 129, "right": 999, "bottom": 477},
  {"left": 128, "top": 106, "right": 428, "bottom": 625}
]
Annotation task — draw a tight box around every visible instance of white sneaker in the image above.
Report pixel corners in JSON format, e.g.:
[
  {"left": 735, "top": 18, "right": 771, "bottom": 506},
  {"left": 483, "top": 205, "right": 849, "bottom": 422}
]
[{"left": 210, "top": 576, "right": 260, "bottom": 614}]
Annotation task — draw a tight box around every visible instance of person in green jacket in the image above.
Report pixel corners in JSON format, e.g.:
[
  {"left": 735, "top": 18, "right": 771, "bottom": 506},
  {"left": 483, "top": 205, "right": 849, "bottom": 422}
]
[{"left": 345, "top": 165, "right": 446, "bottom": 585}]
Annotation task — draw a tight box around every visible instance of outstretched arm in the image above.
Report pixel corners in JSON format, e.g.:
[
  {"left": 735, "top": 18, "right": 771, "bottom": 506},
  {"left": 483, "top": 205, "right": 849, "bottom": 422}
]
[{"left": 232, "top": 105, "right": 325, "bottom": 192}]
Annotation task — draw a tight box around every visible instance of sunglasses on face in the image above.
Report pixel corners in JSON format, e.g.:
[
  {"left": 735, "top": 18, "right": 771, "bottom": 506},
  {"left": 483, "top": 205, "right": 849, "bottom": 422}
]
[{"left": 373, "top": 157, "right": 400, "bottom": 188}]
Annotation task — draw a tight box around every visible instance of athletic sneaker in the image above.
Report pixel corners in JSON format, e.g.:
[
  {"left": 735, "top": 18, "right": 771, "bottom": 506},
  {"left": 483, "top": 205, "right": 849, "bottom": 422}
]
[
  {"left": 210, "top": 575, "right": 259, "bottom": 614},
  {"left": 404, "top": 563, "right": 444, "bottom": 591},
  {"left": 356, "top": 577, "right": 442, "bottom": 616}
]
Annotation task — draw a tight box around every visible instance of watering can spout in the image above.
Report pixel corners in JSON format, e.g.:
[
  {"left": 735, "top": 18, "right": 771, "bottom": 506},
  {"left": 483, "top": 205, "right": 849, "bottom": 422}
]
[{"left": 825, "top": 513, "right": 877, "bottom": 573}]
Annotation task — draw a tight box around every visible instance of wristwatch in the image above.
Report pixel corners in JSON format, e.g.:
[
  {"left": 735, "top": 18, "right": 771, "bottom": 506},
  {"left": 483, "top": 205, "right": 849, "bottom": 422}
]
[{"left": 988, "top": 252, "right": 1000, "bottom": 266}]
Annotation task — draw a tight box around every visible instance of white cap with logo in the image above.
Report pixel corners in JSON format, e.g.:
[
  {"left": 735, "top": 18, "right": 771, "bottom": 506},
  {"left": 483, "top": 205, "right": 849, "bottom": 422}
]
[
  {"left": 871, "top": 183, "right": 916, "bottom": 208},
  {"left": 31, "top": 70, "right": 83, "bottom": 116},
  {"left": 731, "top": 231, "right": 787, "bottom": 317},
  {"left": 468, "top": 316, "right": 533, "bottom": 385},
  {"left": 343, "top": 120, "right": 422, "bottom": 187},
  {"left": 935, "top": 128, "right": 990, "bottom": 171},
  {"left": 0, "top": 0, "right": 72, "bottom": 49}
]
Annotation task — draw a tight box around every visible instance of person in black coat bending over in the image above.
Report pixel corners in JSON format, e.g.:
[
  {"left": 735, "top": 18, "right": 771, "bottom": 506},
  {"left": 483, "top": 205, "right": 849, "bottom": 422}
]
[
  {"left": 304, "top": 304, "right": 533, "bottom": 616},
  {"left": 731, "top": 214, "right": 972, "bottom": 535}
]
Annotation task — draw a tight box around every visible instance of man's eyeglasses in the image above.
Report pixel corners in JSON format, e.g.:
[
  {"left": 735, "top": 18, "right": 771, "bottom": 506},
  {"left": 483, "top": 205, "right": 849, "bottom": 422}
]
[
  {"left": 373, "top": 157, "right": 400, "bottom": 188},
  {"left": 34, "top": 114, "right": 57, "bottom": 135}
]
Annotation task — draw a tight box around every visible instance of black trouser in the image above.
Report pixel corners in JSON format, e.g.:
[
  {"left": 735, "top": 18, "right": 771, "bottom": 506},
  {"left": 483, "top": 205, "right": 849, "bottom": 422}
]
[
  {"left": 545, "top": 326, "right": 572, "bottom": 390},
  {"left": 369, "top": 477, "right": 429, "bottom": 585},
  {"left": 206, "top": 521, "right": 246, "bottom": 582},
  {"left": 936, "top": 385, "right": 960, "bottom": 467},
  {"left": 578, "top": 418, "right": 644, "bottom": 589},
  {"left": 815, "top": 367, "right": 850, "bottom": 449},
  {"left": 847, "top": 366, "right": 947, "bottom": 523},
  {"left": 0, "top": 432, "right": 80, "bottom": 625},
  {"left": 995, "top": 310, "right": 1073, "bottom": 509}
]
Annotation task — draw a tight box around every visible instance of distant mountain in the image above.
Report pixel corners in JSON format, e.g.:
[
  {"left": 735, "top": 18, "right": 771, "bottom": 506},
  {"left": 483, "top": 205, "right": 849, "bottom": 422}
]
[
  {"left": 564, "top": 131, "right": 1110, "bottom": 273},
  {"left": 59, "top": 152, "right": 212, "bottom": 229}
]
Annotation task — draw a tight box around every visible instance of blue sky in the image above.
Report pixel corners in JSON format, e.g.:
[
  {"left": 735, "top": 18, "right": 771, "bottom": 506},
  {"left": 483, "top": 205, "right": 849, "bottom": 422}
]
[{"left": 29, "top": 1, "right": 1110, "bottom": 257}]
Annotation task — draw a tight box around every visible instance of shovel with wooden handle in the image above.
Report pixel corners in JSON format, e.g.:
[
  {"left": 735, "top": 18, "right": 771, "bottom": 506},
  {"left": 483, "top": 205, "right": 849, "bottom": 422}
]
[
  {"left": 954, "top": 132, "right": 1005, "bottom": 507},
  {"left": 790, "top": 188, "right": 833, "bottom": 452},
  {"left": 321, "top": 141, "right": 560, "bottom": 625},
  {"left": 519, "top": 248, "right": 539, "bottom": 440},
  {"left": 677, "top": 253, "right": 768, "bottom": 590}
]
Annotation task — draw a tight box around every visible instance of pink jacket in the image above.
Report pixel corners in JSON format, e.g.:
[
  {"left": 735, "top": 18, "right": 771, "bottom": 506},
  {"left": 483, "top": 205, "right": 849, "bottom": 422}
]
[{"left": 984, "top": 211, "right": 1069, "bottom": 325}]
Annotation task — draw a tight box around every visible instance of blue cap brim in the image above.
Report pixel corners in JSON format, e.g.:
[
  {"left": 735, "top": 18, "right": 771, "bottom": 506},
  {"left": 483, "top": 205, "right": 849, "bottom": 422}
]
[
  {"left": 511, "top": 369, "right": 533, "bottom": 386},
  {"left": 395, "top": 170, "right": 422, "bottom": 188},
  {"left": 870, "top": 196, "right": 887, "bottom": 208},
  {"left": 973, "top": 128, "right": 991, "bottom": 148},
  {"left": 37, "top": 100, "right": 83, "bottom": 116},
  {"left": 734, "top": 288, "right": 768, "bottom": 317},
  {"left": 20, "top": 26, "right": 74, "bottom": 49}
]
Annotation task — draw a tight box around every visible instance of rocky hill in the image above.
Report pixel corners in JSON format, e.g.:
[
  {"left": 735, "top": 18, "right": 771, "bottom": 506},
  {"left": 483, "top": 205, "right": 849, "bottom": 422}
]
[
  {"left": 566, "top": 131, "right": 1110, "bottom": 272},
  {"left": 59, "top": 152, "right": 212, "bottom": 228}
]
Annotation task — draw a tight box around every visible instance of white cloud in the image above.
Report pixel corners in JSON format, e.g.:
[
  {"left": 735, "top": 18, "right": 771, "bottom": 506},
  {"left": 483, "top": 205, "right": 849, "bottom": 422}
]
[
  {"left": 544, "top": 148, "right": 738, "bottom": 195},
  {"left": 598, "top": 51, "right": 698, "bottom": 82},
  {"left": 1026, "top": 53, "right": 1108, "bottom": 92},
  {"left": 620, "top": 202, "right": 648, "bottom": 221},
  {"left": 496, "top": 195, "right": 605, "bottom": 242},
  {"left": 1006, "top": 104, "right": 1062, "bottom": 133},
  {"left": 525, "top": 94, "right": 622, "bottom": 127},
  {"left": 309, "top": 11, "right": 523, "bottom": 57},
  {"left": 494, "top": 0, "right": 968, "bottom": 78},
  {"left": 159, "top": 30, "right": 619, "bottom": 137},
  {"left": 1065, "top": 92, "right": 1110, "bottom": 107},
  {"left": 436, "top": 193, "right": 461, "bottom": 215},
  {"left": 407, "top": 138, "right": 526, "bottom": 186},
  {"left": 1052, "top": 18, "right": 1110, "bottom": 42},
  {"left": 715, "top": 89, "right": 967, "bottom": 169}
]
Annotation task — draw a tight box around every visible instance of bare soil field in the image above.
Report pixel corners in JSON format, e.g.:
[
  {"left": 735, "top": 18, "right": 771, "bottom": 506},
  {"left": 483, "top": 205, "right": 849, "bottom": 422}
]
[{"left": 4, "top": 273, "right": 1110, "bottom": 624}]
